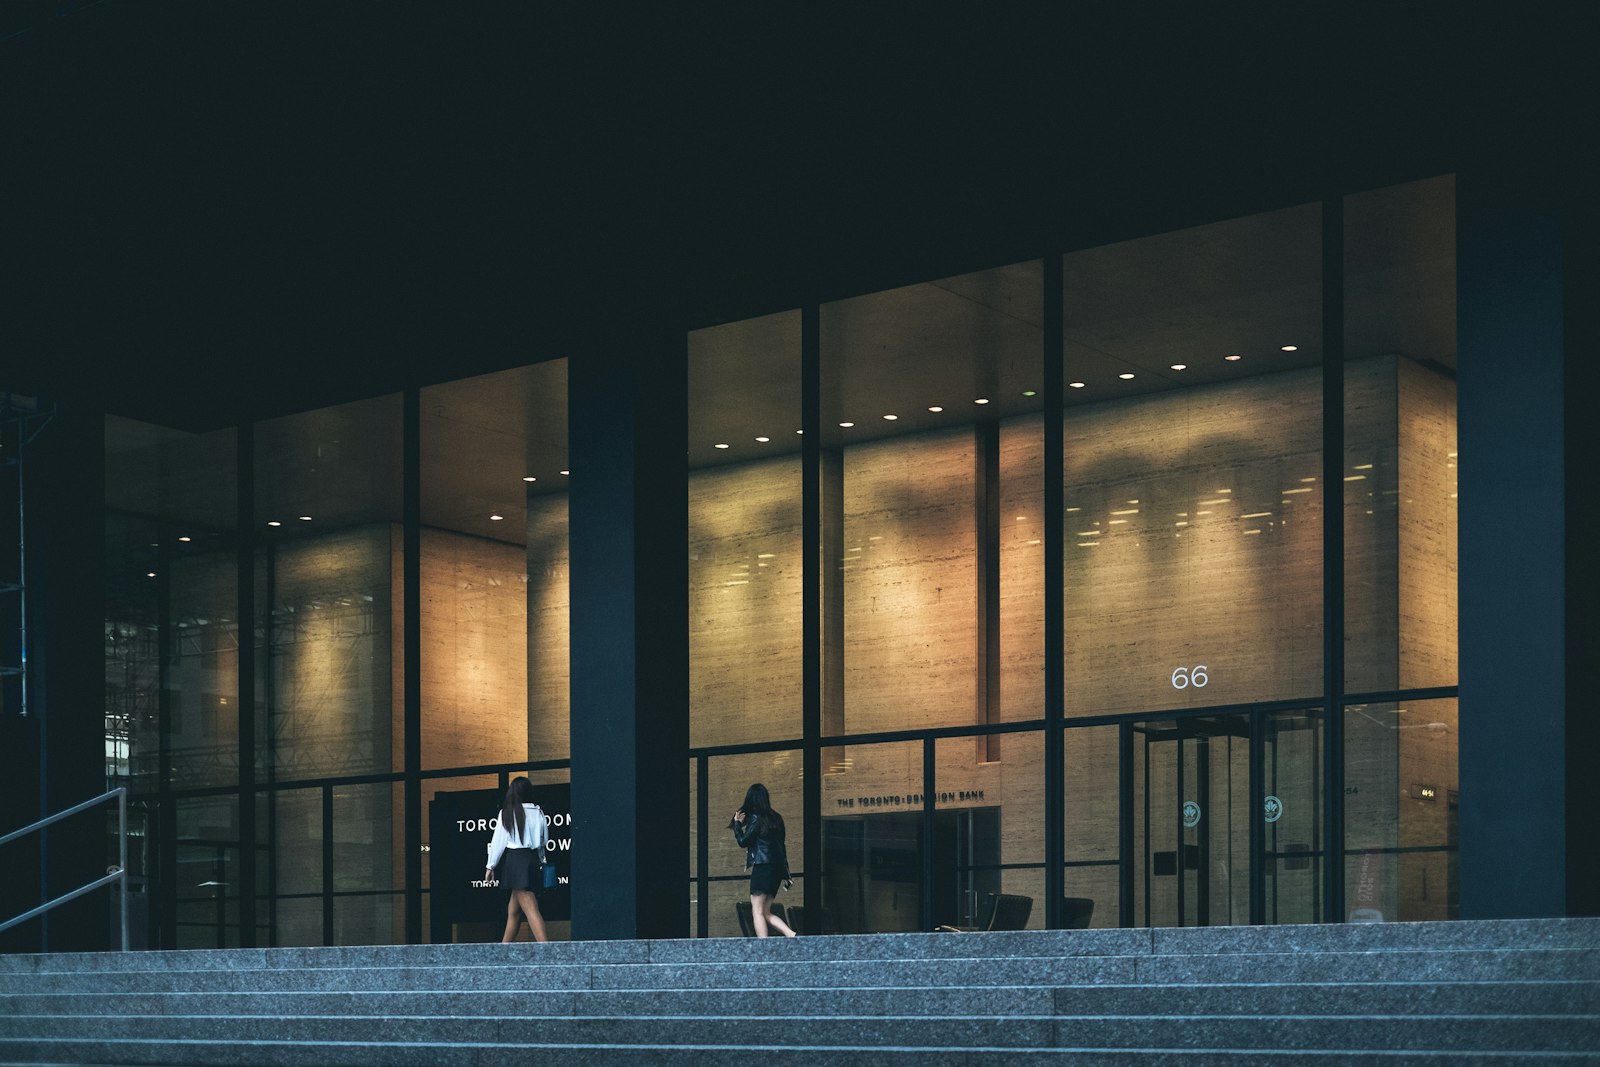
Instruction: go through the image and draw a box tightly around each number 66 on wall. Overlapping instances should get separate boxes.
[1171,665,1209,689]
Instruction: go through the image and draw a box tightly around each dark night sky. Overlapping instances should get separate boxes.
[0,3,1588,429]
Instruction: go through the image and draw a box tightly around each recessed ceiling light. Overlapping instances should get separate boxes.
[559,470,570,476]
[927,405,943,413]
[267,520,282,527]
[882,414,898,421]
[795,429,804,435]
[490,513,504,521]
[1069,382,1085,389]
[839,421,854,428]
[298,515,312,521]
[714,443,730,449]
[1170,364,1187,371]
[1118,373,1135,380]
[523,476,536,482]
[1281,345,1298,352]
[146,571,157,578]
[755,436,770,443]
[974,398,990,405]
[178,536,192,543]
[1021,390,1037,397]
[1225,354,1243,361]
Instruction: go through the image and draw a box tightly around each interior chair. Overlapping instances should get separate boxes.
[1061,896,1096,929]
[935,892,1033,932]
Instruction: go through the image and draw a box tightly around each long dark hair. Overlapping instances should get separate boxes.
[501,776,534,837]
[741,783,783,833]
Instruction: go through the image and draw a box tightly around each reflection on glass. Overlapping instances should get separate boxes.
[1345,176,1458,694]
[707,750,804,937]
[1064,205,1323,714]
[688,312,802,748]
[420,361,570,768]
[256,396,401,781]
[1134,716,1250,927]
[104,417,239,789]
[1344,698,1457,921]
[935,732,1043,930]
[819,740,923,934]
[1064,725,1120,928]
[174,795,239,948]
[1264,710,1323,926]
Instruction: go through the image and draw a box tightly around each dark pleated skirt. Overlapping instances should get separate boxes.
[498,847,540,891]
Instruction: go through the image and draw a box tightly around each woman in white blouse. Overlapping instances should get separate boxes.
[484,776,549,943]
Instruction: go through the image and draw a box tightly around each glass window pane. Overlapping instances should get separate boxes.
[688,311,802,748]
[174,795,239,948]
[819,740,924,934]
[270,787,323,897]
[822,262,1044,735]
[1064,205,1323,715]
[105,417,238,790]
[256,396,402,779]
[1065,725,1121,928]
[1345,697,1458,921]
[1345,176,1458,694]
[707,750,803,937]
[935,731,1043,931]
[420,361,570,768]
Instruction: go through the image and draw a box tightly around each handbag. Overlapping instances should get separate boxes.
[542,861,559,890]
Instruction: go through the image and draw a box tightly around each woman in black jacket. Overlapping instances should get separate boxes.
[729,782,797,937]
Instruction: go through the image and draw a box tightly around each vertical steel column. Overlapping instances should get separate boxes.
[236,421,257,947]
[921,736,936,932]
[1043,253,1065,928]
[1321,195,1347,923]
[801,303,822,936]
[321,783,334,946]
[1248,707,1266,925]
[1118,722,1134,926]
[403,387,423,943]
[696,755,709,937]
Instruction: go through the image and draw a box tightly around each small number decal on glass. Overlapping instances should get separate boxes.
[1171,665,1209,689]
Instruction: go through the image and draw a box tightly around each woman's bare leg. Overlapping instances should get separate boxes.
[750,893,771,937]
[514,889,548,943]
[765,903,798,938]
[500,894,522,943]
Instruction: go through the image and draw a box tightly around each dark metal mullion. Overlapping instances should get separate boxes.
[1118,722,1134,927]
[1248,706,1265,925]
[321,784,334,946]
[1043,251,1065,930]
[1322,195,1347,923]
[800,302,822,937]
[403,386,422,943]
[264,534,277,947]
[1196,737,1211,926]
[236,421,256,947]
[1175,738,1186,926]
[156,522,174,948]
[921,736,935,932]
[696,755,709,938]
[1142,734,1151,927]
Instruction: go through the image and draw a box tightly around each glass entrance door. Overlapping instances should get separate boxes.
[1134,710,1324,927]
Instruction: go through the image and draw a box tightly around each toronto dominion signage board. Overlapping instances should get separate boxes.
[428,784,571,940]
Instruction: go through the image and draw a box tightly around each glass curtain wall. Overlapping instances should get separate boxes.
[419,360,570,941]
[105,416,240,947]
[254,395,403,945]
[1344,174,1459,920]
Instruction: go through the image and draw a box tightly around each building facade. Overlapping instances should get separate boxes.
[1,8,1594,952]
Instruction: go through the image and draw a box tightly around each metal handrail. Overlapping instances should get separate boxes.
[0,787,128,950]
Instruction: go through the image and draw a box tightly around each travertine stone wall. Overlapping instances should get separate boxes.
[526,495,571,762]
[842,427,977,733]
[1398,359,1458,690]
[688,457,804,747]
[1064,368,1325,714]
[415,527,528,770]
